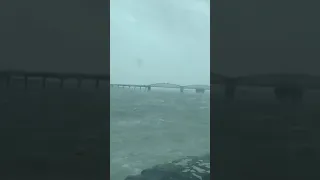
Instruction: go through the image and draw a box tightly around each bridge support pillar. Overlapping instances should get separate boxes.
[180,86,184,93]
[24,75,28,89]
[42,77,47,88]
[195,88,205,93]
[6,75,11,87]
[147,86,151,91]
[59,78,64,88]
[95,80,100,88]
[224,78,237,101]
[77,78,83,88]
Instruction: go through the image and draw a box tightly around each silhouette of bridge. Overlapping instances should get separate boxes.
[111,83,210,93]
[0,70,109,88]
[0,71,209,93]
[211,72,320,102]
[2,70,320,102]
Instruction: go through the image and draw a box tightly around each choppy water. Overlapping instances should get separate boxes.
[110,88,210,180]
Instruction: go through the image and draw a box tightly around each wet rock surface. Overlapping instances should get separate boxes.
[125,155,210,180]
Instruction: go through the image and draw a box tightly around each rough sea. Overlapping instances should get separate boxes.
[110,88,210,180]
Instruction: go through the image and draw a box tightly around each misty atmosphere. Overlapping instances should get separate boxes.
[211,0,320,179]
[110,0,210,180]
[110,0,210,85]
[0,0,109,179]
[0,0,107,73]
[212,0,320,77]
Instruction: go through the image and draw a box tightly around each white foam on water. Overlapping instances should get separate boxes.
[110,94,210,180]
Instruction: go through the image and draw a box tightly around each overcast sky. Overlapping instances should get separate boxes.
[3,0,320,79]
[110,0,210,85]
[0,0,107,74]
[213,0,320,77]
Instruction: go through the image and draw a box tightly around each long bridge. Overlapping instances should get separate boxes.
[0,70,109,88]
[1,70,320,102]
[111,83,210,93]
[211,72,320,102]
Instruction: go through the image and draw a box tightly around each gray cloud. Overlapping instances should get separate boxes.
[110,0,210,85]
[0,0,108,74]
[213,0,320,77]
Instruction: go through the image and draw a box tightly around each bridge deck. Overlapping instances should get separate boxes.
[0,70,109,88]
[111,84,149,87]
[0,71,109,80]
[4,71,320,91]
[111,83,210,91]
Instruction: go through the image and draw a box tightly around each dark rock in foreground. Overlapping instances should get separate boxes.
[125,154,210,180]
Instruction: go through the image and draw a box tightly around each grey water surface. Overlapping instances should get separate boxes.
[110,88,210,180]
[0,82,109,180]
